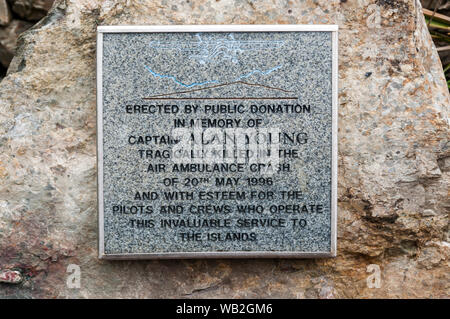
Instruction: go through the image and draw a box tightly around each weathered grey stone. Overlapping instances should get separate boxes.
[8,0,53,21]
[0,0,448,298]
[0,0,12,26]
[0,19,32,67]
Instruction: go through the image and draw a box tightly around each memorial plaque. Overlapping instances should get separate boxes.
[97,25,338,259]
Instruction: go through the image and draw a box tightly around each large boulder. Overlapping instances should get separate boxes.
[0,0,448,298]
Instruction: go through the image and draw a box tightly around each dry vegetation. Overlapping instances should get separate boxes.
[422,0,450,90]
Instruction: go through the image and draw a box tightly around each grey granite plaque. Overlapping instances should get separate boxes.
[97,25,338,259]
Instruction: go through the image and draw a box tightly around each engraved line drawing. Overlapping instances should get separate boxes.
[142,97,298,100]
[233,65,282,82]
[144,33,291,99]
[142,81,297,101]
[144,65,219,88]
[143,81,294,99]
[144,64,283,89]
[149,33,285,64]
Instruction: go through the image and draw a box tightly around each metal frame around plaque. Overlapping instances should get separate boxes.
[97,25,338,259]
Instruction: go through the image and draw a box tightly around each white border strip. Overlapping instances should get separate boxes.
[99,251,333,260]
[97,25,338,260]
[97,31,105,258]
[97,24,338,33]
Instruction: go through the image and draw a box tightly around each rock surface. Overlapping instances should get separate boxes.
[0,0,12,26]
[0,0,55,75]
[0,19,32,67]
[0,0,448,298]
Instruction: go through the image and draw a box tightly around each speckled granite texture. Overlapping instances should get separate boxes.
[101,31,333,255]
[0,0,448,298]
